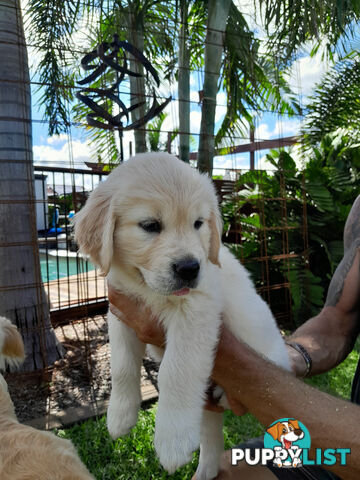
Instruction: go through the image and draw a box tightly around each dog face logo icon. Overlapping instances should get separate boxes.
[264,418,311,468]
[267,419,304,450]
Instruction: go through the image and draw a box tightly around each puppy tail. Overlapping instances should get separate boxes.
[0,316,25,371]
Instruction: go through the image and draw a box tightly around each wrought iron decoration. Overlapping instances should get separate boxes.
[77,34,171,160]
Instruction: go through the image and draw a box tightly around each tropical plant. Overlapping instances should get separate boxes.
[222,132,360,328]
[215,3,300,151]
[0,0,64,370]
[198,0,360,173]
[258,0,360,62]
[303,54,360,145]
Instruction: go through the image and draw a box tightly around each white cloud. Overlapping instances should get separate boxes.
[257,153,274,170]
[256,118,302,140]
[33,137,92,168]
[287,45,333,99]
[256,123,271,140]
[258,141,306,171]
[272,119,302,137]
[231,2,333,101]
[46,133,69,145]
[215,91,227,124]
[189,111,202,135]
[213,154,250,176]
[33,130,134,169]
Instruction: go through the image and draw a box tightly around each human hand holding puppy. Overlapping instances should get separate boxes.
[108,283,165,347]
[110,283,306,384]
[108,282,246,416]
[108,282,360,480]
[107,283,313,418]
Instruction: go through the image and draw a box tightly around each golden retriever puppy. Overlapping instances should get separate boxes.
[74,152,290,479]
[0,316,94,480]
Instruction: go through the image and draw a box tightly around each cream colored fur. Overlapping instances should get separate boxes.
[0,316,94,480]
[74,152,290,479]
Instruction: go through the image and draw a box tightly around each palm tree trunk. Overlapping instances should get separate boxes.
[0,0,64,371]
[178,0,190,163]
[197,0,231,175]
[128,6,147,154]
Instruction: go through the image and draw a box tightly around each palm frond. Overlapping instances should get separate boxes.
[258,0,360,63]
[26,0,90,134]
[215,2,301,147]
[303,55,360,144]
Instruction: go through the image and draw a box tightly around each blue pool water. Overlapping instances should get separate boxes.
[40,253,95,282]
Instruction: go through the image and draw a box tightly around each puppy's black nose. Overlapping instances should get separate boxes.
[173,259,200,281]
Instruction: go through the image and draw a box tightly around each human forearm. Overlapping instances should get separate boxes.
[288,245,360,377]
[288,308,358,376]
[213,326,360,479]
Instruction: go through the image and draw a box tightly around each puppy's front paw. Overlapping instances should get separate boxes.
[107,397,139,439]
[155,418,200,473]
[195,463,219,480]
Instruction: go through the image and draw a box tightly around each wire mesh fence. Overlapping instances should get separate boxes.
[34,166,107,316]
[0,0,324,429]
[35,157,308,328]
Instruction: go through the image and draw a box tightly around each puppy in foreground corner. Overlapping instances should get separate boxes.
[0,316,94,480]
[74,152,291,479]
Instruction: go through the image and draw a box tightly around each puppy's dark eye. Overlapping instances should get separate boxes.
[139,220,162,233]
[194,219,203,230]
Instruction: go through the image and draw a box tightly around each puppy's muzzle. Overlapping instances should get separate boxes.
[172,258,200,282]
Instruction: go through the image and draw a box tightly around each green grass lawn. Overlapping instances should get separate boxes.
[57,348,359,479]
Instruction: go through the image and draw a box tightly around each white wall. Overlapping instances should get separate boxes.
[34,174,48,231]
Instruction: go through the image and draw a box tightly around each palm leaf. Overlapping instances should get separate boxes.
[303,55,360,144]
[258,0,360,63]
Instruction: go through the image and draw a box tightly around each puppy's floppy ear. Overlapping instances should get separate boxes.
[289,419,300,430]
[208,209,222,267]
[73,183,116,276]
[266,422,282,441]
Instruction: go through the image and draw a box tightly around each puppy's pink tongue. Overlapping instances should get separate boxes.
[173,288,190,296]
[284,439,292,450]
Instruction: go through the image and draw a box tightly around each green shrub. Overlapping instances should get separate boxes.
[222,130,360,328]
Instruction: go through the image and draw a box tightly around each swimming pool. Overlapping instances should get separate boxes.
[39,252,95,282]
